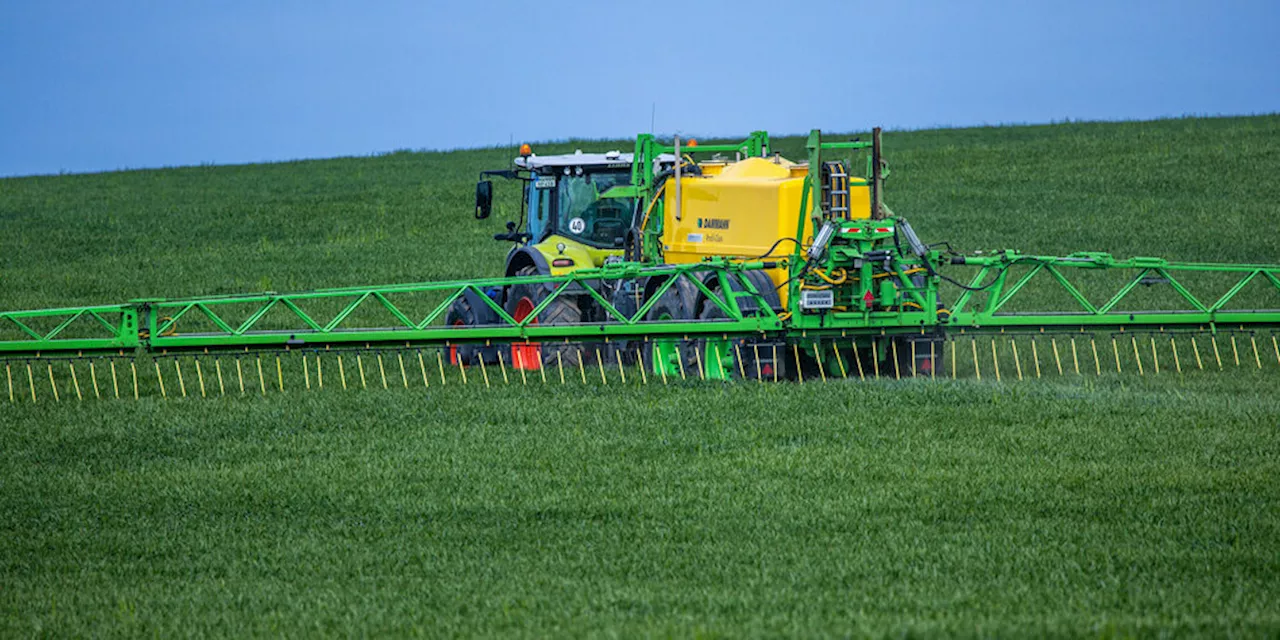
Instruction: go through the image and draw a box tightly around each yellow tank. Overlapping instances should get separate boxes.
[661,156,870,300]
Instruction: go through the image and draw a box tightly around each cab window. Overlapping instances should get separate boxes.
[526,179,552,241]
[555,171,634,248]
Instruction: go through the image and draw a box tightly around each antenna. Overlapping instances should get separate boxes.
[650,103,656,135]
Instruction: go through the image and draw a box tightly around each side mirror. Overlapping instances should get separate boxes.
[474,180,493,219]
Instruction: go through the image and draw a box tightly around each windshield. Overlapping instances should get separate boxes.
[555,171,635,248]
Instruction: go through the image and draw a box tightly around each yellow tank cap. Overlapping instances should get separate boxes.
[698,161,727,176]
[716,156,794,180]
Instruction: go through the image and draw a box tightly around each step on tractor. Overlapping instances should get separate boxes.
[3,128,1280,401]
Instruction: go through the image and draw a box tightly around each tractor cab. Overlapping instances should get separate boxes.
[474,147,674,277]
[517,150,637,250]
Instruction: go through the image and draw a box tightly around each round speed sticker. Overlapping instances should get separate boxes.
[568,217,586,234]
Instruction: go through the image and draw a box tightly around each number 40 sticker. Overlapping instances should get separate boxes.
[568,217,586,234]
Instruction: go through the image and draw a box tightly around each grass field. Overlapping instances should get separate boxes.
[2,116,1279,636]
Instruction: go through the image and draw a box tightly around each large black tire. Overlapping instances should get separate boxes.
[505,266,584,367]
[696,271,786,381]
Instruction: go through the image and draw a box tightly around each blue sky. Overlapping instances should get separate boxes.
[0,0,1276,177]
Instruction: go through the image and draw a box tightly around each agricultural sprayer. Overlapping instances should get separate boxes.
[3,128,1279,402]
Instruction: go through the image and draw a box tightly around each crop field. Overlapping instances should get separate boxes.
[2,116,1279,636]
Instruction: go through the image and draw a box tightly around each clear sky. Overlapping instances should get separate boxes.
[1,0,1276,177]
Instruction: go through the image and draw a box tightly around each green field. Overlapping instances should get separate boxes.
[2,116,1279,636]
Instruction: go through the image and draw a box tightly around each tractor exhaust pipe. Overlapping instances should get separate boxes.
[673,136,682,222]
[871,127,885,220]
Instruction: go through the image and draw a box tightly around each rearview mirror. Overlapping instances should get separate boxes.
[474,181,493,219]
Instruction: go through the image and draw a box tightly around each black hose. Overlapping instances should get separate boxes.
[937,257,1053,291]
[748,237,801,261]
[774,260,819,292]
[937,271,1005,292]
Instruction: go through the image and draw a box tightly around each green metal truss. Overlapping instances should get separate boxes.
[0,261,782,358]
[5,248,1275,361]
[0,304,139,355]
[947,251,1280,330]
